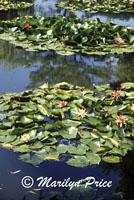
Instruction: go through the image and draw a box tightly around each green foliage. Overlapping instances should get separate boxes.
[0,0,34,11]
[0,16,134,55]
[0,82,134,167]
[57,0,134,13]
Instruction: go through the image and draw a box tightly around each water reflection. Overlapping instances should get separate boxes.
[0,147,121,200]
[33,0,134,27]
[1,40,134,94]
[1,146,134,200]
[0,40,116,93]
[0,0,134,27]
[101,151,134,200]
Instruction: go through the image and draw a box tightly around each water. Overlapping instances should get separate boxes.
[0,0,134,199]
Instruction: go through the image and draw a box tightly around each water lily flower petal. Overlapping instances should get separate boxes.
[58,101,67,108]
[21,134,30,142]
[24,23,30,29]
[115,38,124,44]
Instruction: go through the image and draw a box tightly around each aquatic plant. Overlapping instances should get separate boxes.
[0,82,134,167]
[0,16,134,55]
[0,0,34,11]
[57,0,134,13]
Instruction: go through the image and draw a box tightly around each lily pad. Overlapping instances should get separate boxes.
[102,155,121,163]
[57,0,134,13]
[0,81,134,167]
[0,0,34,11]
[66,156,89,167]
[0,16,134,55]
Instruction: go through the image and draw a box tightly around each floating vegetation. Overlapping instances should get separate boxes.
[0,16,134,55]
[0,0,34,11]
[57,0,134,13]
[32,185,123,200]
[0,82,134,167]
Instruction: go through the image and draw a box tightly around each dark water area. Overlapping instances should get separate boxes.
[0,0,134,199]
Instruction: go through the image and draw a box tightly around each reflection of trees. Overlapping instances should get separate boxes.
[0,40,33,71]
[114,53,134,82]
[101,151,134,200]
[77,12,134,21]
[0,40,115,89]
[26,53,114,89]
[1,40,134,90]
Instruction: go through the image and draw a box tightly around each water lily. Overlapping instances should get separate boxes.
[21,134,30,142]
[65,35,70,39]
[77,109,87,118]
[131,104,134,111]
[113,91,121,99]
[58,101,67,108]
[116,115,126,127]
[115,38,124,44]
[24,23,30,29]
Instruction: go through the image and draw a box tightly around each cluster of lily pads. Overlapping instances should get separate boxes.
[0,82,134,167]
[0,16,134,55]
[0,0,34,11]
[57,0,134,13]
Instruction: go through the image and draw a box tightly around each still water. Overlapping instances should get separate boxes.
[0,0,134,199]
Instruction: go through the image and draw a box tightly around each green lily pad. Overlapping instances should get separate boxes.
[0,81,134,167]
[0,135,16,143]
[57,0,134,13]
[20,116,33,124]
[66,156,89,167]
[13,144,31,153]
[37,105,50,116]
[86,152,101,165]
[57,144,68,154]
[0,0,34,11]
[102,155,121,163]
[1,16,134,55]
[68,144,88,155]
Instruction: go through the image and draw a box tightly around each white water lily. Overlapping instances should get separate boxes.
[77,109,87,118]
[47,30,53,36]
[106,125,112,130]
[21,134,30,142]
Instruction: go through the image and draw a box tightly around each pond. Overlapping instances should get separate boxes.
[0,0,134,199]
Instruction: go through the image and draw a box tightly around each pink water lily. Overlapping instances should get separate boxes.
[21,134,30,142]
[113,91,121,99]
[24,23,30,29]
[58,101,67,108]
[116,115,126,127]
[115,38,124,44]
